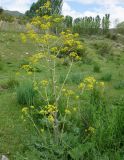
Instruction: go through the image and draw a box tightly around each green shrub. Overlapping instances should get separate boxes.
[116,21,124,35]
[0,77,19,89]
[94,41,112,57]
[16,81,35,105]
[100,73,112,81]
[93,63,101,73]
[114,81,124,90]
[7,77,19,89]
[76,45,87,58]
[112,95,124,106]
[106,32,118,40]
[82,55,93,65]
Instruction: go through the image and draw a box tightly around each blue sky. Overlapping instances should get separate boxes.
[1,0,124,27]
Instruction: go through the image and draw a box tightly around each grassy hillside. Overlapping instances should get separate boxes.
[0,31,124,159]
[3,10,24,17]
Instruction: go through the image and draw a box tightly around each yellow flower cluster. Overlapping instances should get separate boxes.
[22,107,28,114]
[21,33,27,43]
[41,80,48,87]
[43,34,57,43]
[79,76,105,91]
[85,126,95,134]
[42,23,51,30]
[60,47,69,53]
[40,128,44,133]
[65,109,71,115]
[30,53,45,64]
[30,106,35,109]
[98,81,105,88]
[70,52,81,61]
[40,1,51,10]
[78,82,85,90]
[62,88,75,97]
[39,104,58,123]
[53,17,63,23]
[33,81,38,91]
[84,76,96,90]
[48,115,54,123]
[22,64,32,72]
[28,29,38,40]
[60,31,82,49]
[31,14,52,30]
[15,72,20,76]
[42,15,52,21]
[51,47,58,52]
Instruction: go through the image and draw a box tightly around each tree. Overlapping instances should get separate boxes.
[102,14,110,33]
[25,0,63,18]
[116,21,124,34]
[64,15,73,28]
[0,7,4,14]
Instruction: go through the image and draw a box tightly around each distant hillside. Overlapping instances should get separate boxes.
[3,10,24,17]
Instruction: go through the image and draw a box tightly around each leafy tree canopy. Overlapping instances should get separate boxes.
[25,0,63,18]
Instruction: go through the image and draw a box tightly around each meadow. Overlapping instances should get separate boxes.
[0,29,124,159]
[0,7,124,159]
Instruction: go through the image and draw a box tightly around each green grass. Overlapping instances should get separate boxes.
[0,31,124,159]
[0,91,35,159]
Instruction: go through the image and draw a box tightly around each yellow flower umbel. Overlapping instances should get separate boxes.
[39,105,58,124]
[21,33,27,43]
[84,76,96,90]
[69,52,81,61]
[78,82,85,90]
[48,115,54,123]
[62,88,75,97]
[22,107,28,115]
[30,106,35,109]
[88,126,95,134]
[33,81,38,91]
[65,109,71,115]
[40,128,44,133]
[41,80,48,87]
[99,81,105,88]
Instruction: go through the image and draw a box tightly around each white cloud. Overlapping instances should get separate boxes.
[1,0,37,13]
[65,0,124,5]
[1,0,124,27]
[62,1,124,27]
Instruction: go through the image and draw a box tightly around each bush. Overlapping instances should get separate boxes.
[93,63,101,73]
[16,81,35,105]
[106,32,118,40]
[7,77,19,89]
[100,73,112,82]
[116,21,124,35]
[112,95,124,106]
[114,81,124,90]
[94,41,112,57]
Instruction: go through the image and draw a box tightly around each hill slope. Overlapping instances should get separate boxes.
[3,10,24,17]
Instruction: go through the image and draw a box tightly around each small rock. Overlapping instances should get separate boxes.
[1,155,9,160]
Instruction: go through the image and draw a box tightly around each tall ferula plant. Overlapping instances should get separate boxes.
[21,0,84,142]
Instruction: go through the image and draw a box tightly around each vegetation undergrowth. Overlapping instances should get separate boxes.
[0,1,124,159]
[14,1,124,159]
